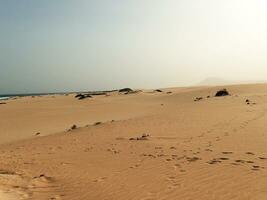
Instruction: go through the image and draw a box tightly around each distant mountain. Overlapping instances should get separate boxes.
[197,77,267,86]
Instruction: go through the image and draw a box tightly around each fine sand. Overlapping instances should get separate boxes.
[1,84,267,199]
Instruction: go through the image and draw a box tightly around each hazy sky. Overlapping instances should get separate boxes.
[1,0,267,94]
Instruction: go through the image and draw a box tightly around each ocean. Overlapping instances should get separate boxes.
[0,97,9,100]
[0,92,70,100]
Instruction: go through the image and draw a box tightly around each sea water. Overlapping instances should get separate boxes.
[0,97,9,100]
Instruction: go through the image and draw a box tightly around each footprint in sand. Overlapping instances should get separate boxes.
[93,177,107,183]
[166,177,180,191]
[167,176,176,181]
[205,149,213,152]
[231,162,240,166]
[222,151,233,155]
[234,160,246,164]
[157,154,167,157]
[219,157,230,161]
[258,157,267,160]
[186,157,201,162]
[206,142,212,147]
[50,195,62,200]
[130,163,141,169]
[84,147,93,152]
[207,159,222,165]
[173,163,181,168]
[253,165,264,169]
[251,165,263,171]
[246,152,255,155]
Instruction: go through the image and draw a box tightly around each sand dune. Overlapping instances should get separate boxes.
[1,84,267,199]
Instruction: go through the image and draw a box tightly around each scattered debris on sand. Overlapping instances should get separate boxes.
[245,99,257,105]
[215,89,230,97]
[194,97,203,101]
[129,133,150,141]
[0,102,6,105]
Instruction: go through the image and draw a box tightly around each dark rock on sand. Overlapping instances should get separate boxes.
[215,89,230,97]
[129,133,150,141]
[94,122,102,126]
[71,124,77,130]
[154,89,163,93]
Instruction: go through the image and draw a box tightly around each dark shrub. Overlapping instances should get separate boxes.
[75,94,83,98]
[215,89,230,97]
[119,88,133,93]
[76,94,92,100]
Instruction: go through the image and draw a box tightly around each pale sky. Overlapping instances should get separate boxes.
[1,0,267,94]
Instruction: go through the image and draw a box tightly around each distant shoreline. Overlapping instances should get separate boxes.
[0,97,9,100]
[0,93,68,101]
[0,89,120,99]
[0,92,67,98]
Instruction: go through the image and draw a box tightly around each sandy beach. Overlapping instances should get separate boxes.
[0,84,266,199]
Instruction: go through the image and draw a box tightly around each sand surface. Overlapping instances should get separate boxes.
[1,84,267,199]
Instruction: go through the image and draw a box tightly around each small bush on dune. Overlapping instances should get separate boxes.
[215,89,230,97]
